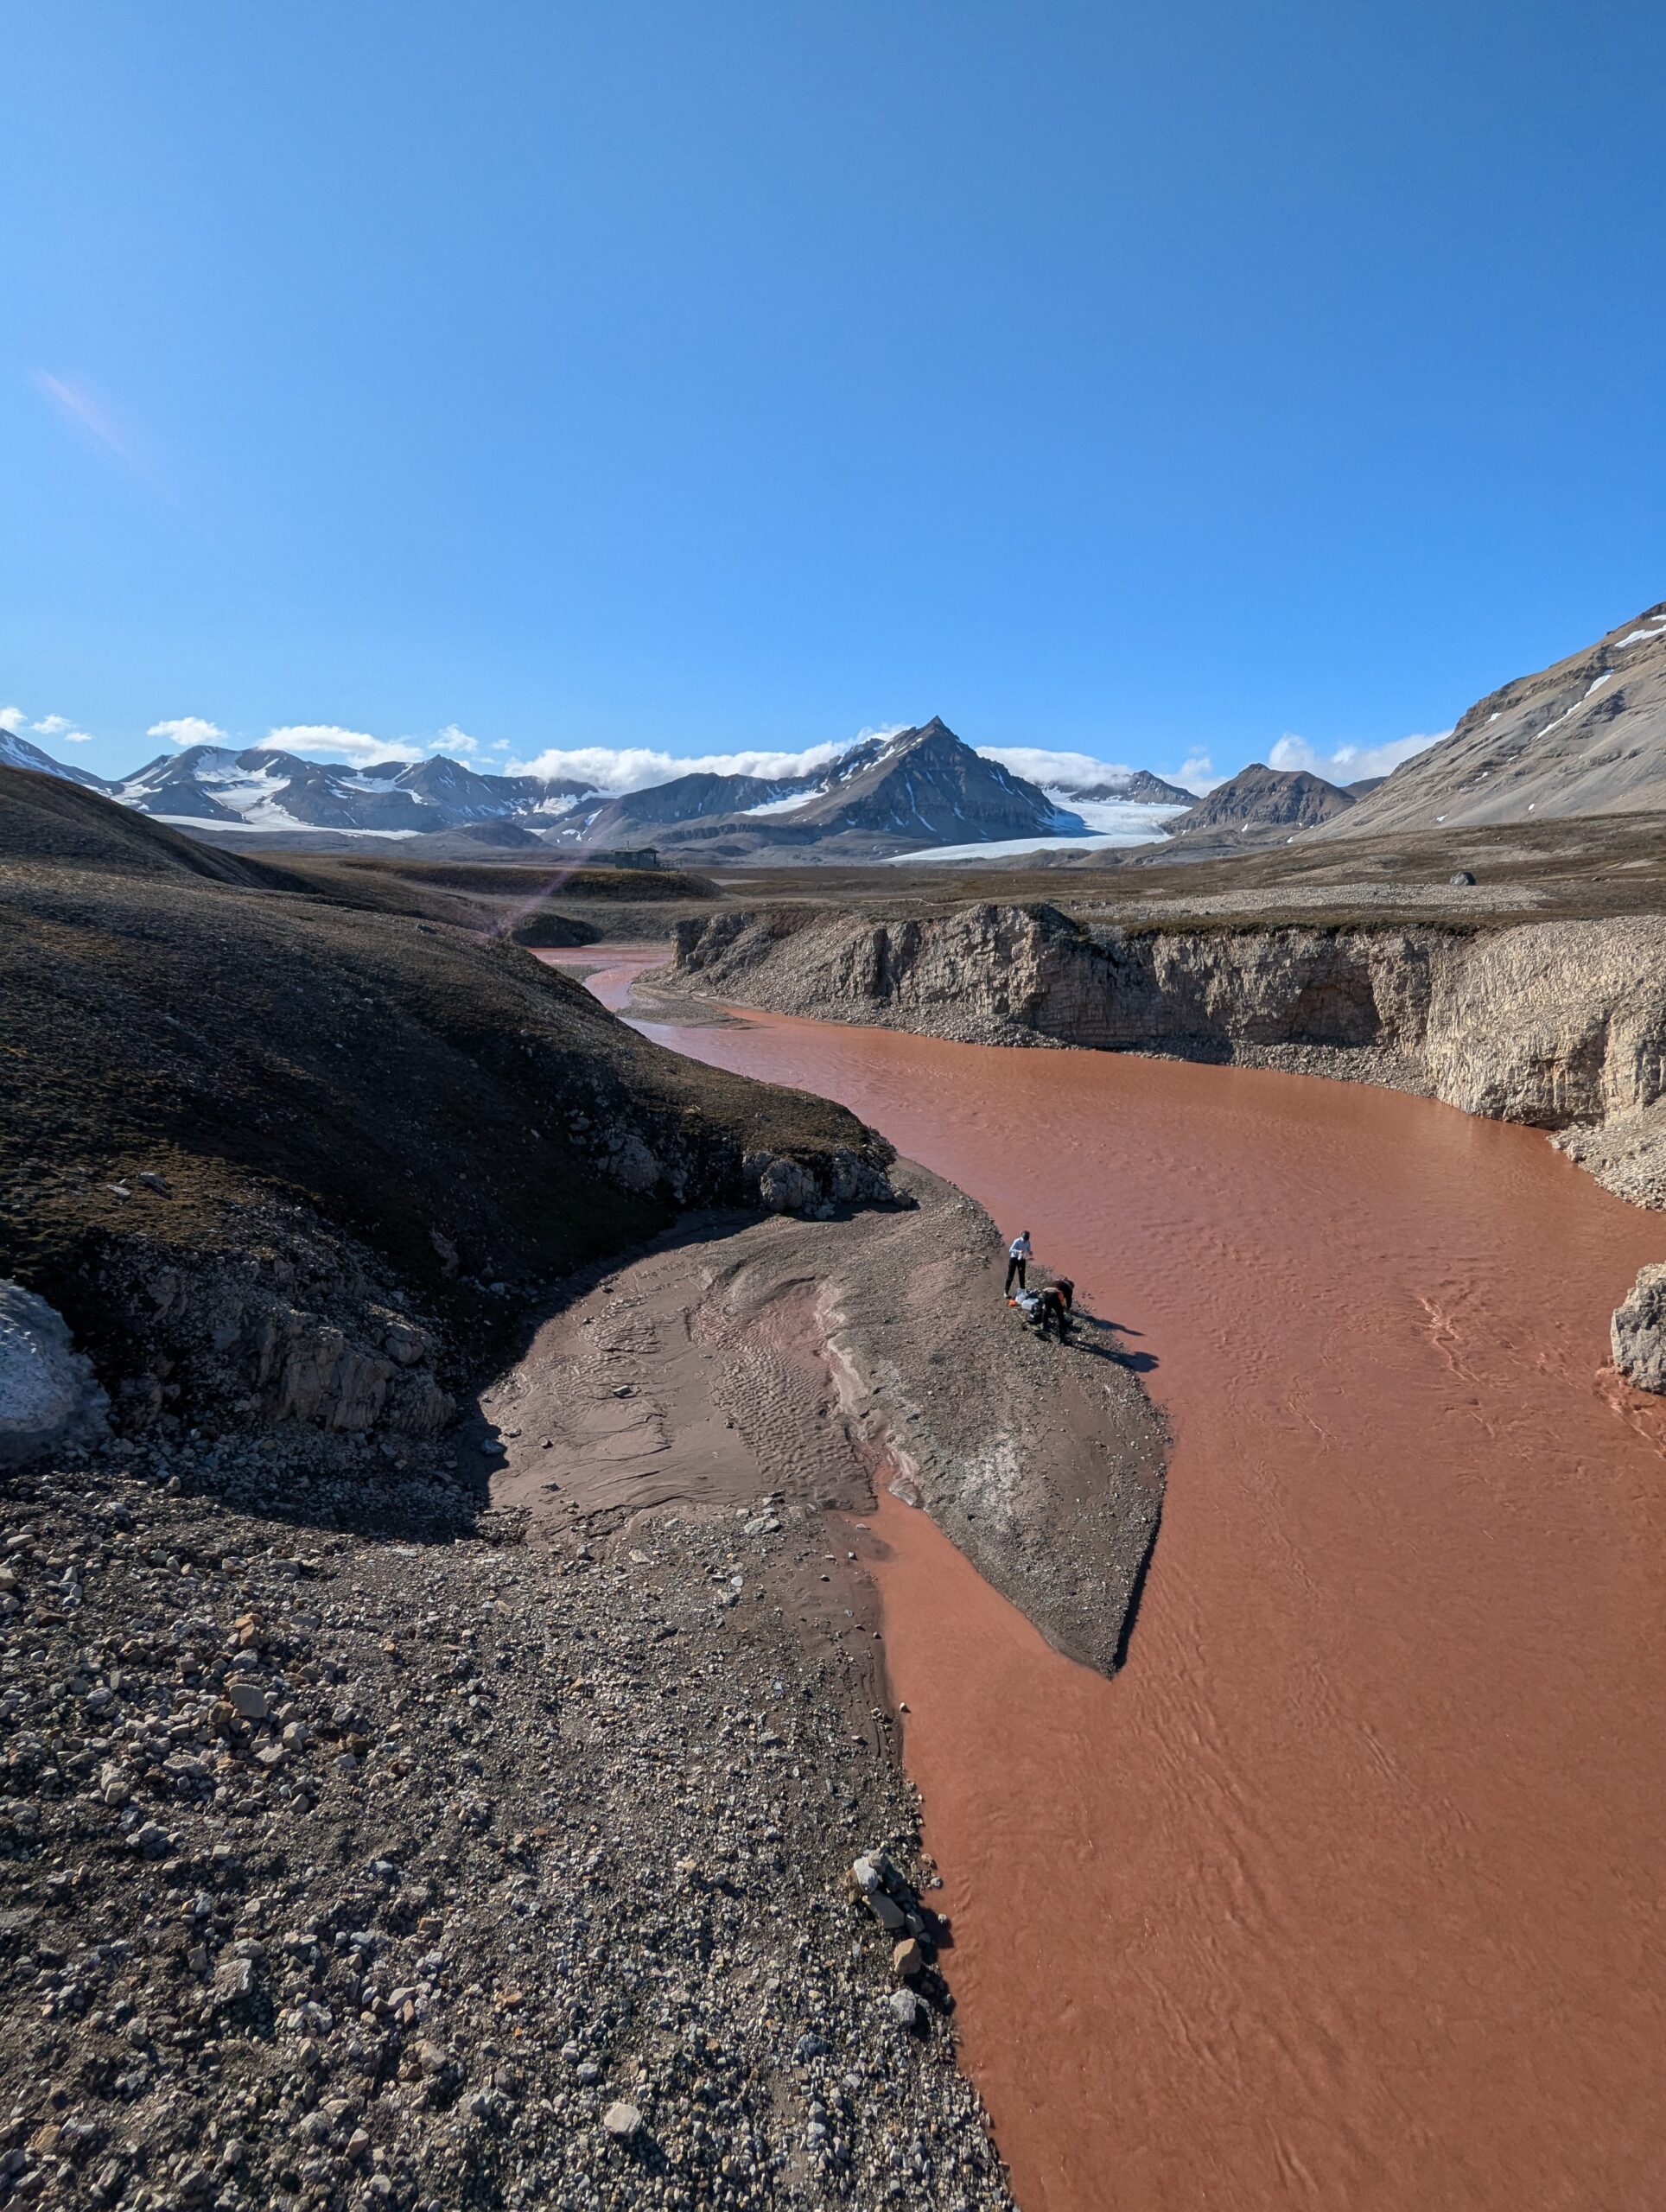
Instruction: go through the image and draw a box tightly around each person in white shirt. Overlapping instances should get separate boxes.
[1005,1230,1032,1295]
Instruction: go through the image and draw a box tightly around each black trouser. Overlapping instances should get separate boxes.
[1005,1255,1027,1294]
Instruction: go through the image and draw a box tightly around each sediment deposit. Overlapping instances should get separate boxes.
[669,904,1666,1206]
[649,986,1666,2212]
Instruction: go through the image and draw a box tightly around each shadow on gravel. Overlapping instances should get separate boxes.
[1065,1313,1161,1375]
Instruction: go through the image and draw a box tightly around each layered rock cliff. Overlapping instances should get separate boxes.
[671,905,1666,1209]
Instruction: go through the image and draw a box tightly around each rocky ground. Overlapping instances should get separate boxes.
[0,1424,1012,2212]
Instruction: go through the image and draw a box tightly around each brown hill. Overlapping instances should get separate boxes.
[1167,762,1356,838]
[0,768,890,1436]
[1318,601,1666,835]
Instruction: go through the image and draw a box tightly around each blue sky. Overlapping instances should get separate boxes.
[3,0,1663,794]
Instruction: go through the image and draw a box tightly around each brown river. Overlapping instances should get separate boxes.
[556,949,1666,2211]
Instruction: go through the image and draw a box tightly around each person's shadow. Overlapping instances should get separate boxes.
[1071,1311,1158,1374]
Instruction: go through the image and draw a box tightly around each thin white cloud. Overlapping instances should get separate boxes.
[436,722,479,756]
[976,745,1139,794]
[34,370,158,484]
[1179,752,1224,792]
[265,723,426,765]
[1,704,96,746]
[1268,729,1448,785]
[504,741,844,793]
[149,716,228,749]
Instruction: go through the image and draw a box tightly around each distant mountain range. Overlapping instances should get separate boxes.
[0,716,1192,861]
[107,743,595,834]
[12,601,1666,861]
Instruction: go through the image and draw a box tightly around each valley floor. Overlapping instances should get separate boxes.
[0,1173,1162,2212]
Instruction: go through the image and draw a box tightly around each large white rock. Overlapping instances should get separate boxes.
[1612,1263,1666,1394]
[0,1284,109,1465]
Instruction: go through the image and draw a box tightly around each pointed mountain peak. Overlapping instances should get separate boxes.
[892,716,957,749]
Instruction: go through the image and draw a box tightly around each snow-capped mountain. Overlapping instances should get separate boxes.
[1046,768,1194,806]
[0,726,113,792]
[112,745,597,834]
[557,719,1084,859]
[4,717,1188,859]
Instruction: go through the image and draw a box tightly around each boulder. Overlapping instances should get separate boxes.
[606,1134,662,1193]
[748,1153,818,1215]
[0,1284,109,1465]
[891,1937,927,1981]
[383,1319,432,1367]
[1612,1262,1666,1392]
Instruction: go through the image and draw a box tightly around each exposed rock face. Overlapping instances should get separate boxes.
[94,1238,460,1441]
[1166,762,1356,838]
[671,904,1666,1206]
[674,905,1438,1056]
[1612,1264,1666,1390]
[0,1284,110,1464]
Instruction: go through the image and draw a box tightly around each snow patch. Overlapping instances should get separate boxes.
[881,802,1185,864]
[743,789,824,817]
[149,813,424,839]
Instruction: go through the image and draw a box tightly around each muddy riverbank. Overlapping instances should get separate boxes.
[564,944,1666,2212]
[480,1161,1163,1679]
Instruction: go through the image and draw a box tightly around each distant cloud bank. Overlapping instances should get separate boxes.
[505,741,845,792]
[976,746,1136,793]
[1268,729,1447,785]
[148,716,227,749]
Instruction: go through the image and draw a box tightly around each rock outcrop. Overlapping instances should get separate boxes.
[0,1284,109,1464]
[671,904,1666,1207]
[1165,762,1356,838]
[1612,1264,1666,1391]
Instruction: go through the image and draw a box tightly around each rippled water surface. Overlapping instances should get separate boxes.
[556,948,1666,2210]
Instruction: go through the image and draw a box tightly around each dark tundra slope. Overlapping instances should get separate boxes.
[0,766,893,1433]
[0,766,1021,2212]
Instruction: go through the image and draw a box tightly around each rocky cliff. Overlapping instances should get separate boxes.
[671,904,1666,1209]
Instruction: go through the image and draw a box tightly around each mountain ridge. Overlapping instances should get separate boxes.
[6,714,1168,859]
[1314,600,1666,836]
[1167,762,1356,839]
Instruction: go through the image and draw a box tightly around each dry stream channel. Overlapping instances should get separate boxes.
[559,946,1666,2212]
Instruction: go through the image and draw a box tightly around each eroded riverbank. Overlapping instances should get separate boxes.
[562,944,1666,2212]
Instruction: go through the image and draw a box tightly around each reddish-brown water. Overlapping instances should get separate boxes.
[552,949,1666,2209]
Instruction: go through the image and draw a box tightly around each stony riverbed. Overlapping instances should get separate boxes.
[0,1430,1011,2212]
